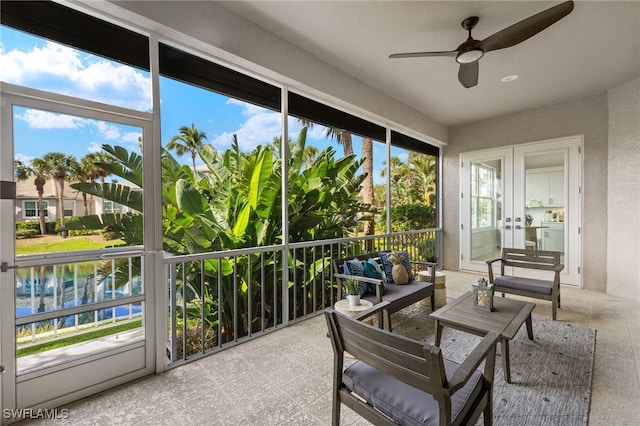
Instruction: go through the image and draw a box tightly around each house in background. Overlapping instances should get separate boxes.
[15,178,129,225]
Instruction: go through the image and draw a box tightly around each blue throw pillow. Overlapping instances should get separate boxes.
[398,250,414,282]
[344,258,364,276]
[363,258,386,295]
[342,258,368,296]
[377,252,395,284]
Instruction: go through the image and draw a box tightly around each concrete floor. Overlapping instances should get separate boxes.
[16,270,640,425]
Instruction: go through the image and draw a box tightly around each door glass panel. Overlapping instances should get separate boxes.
[13,105,143,254]
[470,159,503,261]
[524,152,566,263]
[13,105,145,373]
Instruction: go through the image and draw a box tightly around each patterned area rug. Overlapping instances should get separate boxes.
[392,307,596,425]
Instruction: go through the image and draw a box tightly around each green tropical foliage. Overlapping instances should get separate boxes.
[387,203,436,232]
[70,126,375,352]
[377,151,437,233]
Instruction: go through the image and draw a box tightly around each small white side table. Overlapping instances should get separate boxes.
[334,299,374,325]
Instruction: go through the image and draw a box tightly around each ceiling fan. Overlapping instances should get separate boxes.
[389,1,574,88]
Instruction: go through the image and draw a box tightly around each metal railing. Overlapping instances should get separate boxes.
[164,229,440,366]
[14,247,145,366]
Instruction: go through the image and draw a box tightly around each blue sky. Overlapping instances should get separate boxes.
[1,25,398,184]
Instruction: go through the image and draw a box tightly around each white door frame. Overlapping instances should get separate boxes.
[0,83,158,416]
[460,136,583,286]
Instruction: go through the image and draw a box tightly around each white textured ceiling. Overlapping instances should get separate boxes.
[219,1,640,126]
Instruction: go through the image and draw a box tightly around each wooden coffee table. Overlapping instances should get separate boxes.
[430,292,535,383]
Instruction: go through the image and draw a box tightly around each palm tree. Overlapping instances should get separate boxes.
[407,152,436,206]
[38,153,80,238]
[81,151,112,214]
[324,127,353,156]
[76,155,99,216]
[15,159,49,235]
[361,138,375,238]
[167,123,207,177]
[303,146,319,168]
[294,118,354,157]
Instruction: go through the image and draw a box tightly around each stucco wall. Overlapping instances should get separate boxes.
[445,93,609,292]
[607,77,640,300]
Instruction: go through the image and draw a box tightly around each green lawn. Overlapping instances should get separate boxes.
[16,236,125,255]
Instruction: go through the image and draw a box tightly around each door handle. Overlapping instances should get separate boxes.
[505,225,512,230]
[1,261,17,273]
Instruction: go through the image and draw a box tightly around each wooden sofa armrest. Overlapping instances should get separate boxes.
[334,272,386,302]
[485,257,502,266]
[409,260,437,284]
[554,264,565,273]
[352,301,391,326]
[334,273,383,286]
[485,257,503,282]
[445,331,500,393]
[410,260,437,267]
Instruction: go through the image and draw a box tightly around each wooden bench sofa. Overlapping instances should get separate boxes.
[332,252,436,329]
[486,248,564,320]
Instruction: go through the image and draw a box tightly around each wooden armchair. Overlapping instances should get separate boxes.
[486,248,564,320]
[325,302,500,426]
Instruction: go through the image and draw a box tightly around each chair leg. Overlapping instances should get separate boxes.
[332,397,341,426]
[551,299,557,321]
[483,390,493,426]
[431,293,435,311]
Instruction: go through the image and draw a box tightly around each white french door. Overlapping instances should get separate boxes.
[460,136,582,286]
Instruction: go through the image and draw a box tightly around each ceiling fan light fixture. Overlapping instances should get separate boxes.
[456,49,484,64]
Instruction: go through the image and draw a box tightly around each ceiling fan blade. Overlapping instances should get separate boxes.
[458,62,479,88]
[479,1,574,53]
[389,50,457,59]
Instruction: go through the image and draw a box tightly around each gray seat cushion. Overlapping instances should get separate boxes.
[494,275,553,295]
[361,281,432,306]
[343,359,484,426]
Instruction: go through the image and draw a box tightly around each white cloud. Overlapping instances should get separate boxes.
[95,121,122,140]
[226,98,268,117]
[212,108,281,150]
[14,109,86,129]
[396,152,409,162]
[306,124,330,141]
[14,153,35,165]
[0,42,82,83]
[87,142,102,154]
[0,40,151,111]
